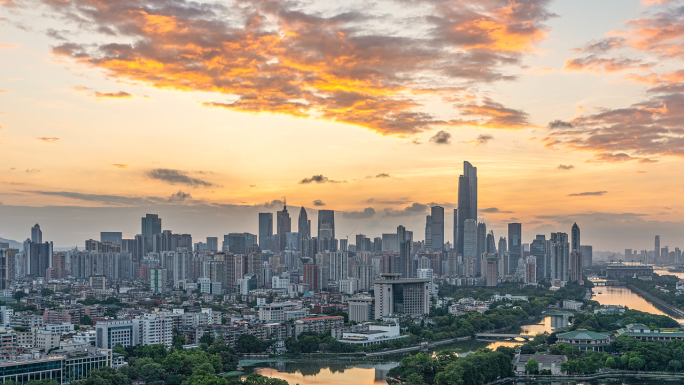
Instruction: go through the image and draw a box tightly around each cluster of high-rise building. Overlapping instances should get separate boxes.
[0,161,603,295]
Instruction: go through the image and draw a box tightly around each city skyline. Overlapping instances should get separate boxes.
[2,0,684,251]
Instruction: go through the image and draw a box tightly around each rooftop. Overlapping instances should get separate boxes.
[516,354,567,364]
[557,329,609,340]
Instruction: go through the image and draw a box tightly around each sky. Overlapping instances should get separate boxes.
[1,0,684,251]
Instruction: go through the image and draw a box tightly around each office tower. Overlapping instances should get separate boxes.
[100,232,122,244]
[373,273,430,318]
[28,241,52,277]
[550,232,569,282]
[456,162,477,256]
[531,235,546,280]
[580,245,593,267]
[298,207,309,251]
[150,267,166,294]
[485,231,496,254]
[525,256,536,284]
[31,224,42,244]
[625,249,633,261]
[258,213,274,250]
[0,248,14,289]
[425,215,432,251]
[339,239,348,252]
[141,214,161,253]
[397,225,413,278]
[662,246,670,263]
[226,233,256,254]
[453,209,458,252]
[655,235,660,264]
[463,219,477,276]
[507,223,522,275]
[318,223,335,252]
[476,222,486,273]
[382,233,399,252]
[429,206,444,252]
[206,237,218,252]
[498,237,507,276]
[277,203,291,252]
[317,209,335,241]
[484,254,498,286]
[569,251,582,283]
[571,223,580,253]
[373,237,382,253]
[676,248,682,264]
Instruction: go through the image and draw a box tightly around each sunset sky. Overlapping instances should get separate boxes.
[1,0,684,251]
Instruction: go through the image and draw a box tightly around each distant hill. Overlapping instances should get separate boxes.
[0,237,23,249]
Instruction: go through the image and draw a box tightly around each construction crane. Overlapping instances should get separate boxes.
[346,229,356,243]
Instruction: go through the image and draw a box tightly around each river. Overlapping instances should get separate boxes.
[250,284,678,385]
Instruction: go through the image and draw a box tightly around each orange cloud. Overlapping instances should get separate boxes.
[42,0,551,135]
[94,91,133,99]
[0,89,12,93]
[110,164,129,168]
[564,56,649,73]
[37,137,60,143]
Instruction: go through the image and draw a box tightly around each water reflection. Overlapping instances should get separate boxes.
[520,315,570,335]
[653,268,684,280]
[592,286,684,322]
[256,366,387,385]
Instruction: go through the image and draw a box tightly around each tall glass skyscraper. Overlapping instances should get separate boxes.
[508,223,522,275]
[456,161,477,256]
[258,213,273,250]
[430,206,444,252]
[317,210,335,241]
[141,214,161,253]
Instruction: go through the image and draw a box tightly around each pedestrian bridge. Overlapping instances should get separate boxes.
[475,333,534,341]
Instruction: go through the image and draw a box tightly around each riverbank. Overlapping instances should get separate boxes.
[513,371,684,382]
[625,283,684,318]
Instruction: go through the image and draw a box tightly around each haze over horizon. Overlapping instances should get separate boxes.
[2,0,684,251]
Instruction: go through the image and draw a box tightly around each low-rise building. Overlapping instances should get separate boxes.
[338,324,406,347]
[513,354,567,375]
[556,329,610,352]
[294,316,344,336]
[616,323,684,342]
[562,300,583,311]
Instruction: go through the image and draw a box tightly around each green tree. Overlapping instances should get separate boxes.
[629,357,645,371]
[81,315,93,325]
[605,357,616,369]
[13,291,27,301]
[669,359,682,372]
[199,333,214,345]
[78,367,130,385]
[299,336,320,353]
[525,358,539,374]
[40,288,55,297]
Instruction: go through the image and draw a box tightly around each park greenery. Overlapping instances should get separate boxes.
[510,309,684,375]
[387,348,514,385]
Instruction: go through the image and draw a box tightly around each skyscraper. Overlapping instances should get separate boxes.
[430,206,444,252]
[298,207,309,251]
[456,161,477,256]
[100,232,122,244]
[531,235,546,280]
[463,219,477,276]
[569,251,582,283]
[476,222,486,274]
[317,210,335,241]
[498,237,507,277]
[277,202,291,252]
[655,235,660,264]
[206,237,218,252]
[31,224,42,244]
[424,215,432,251]
[258,213,273,250]
[141,214,162,253]
[550,232,569,282]
[485,231,496,254]
[507,223,522,275]
[397,225,413,278]
[571,223,580,253]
